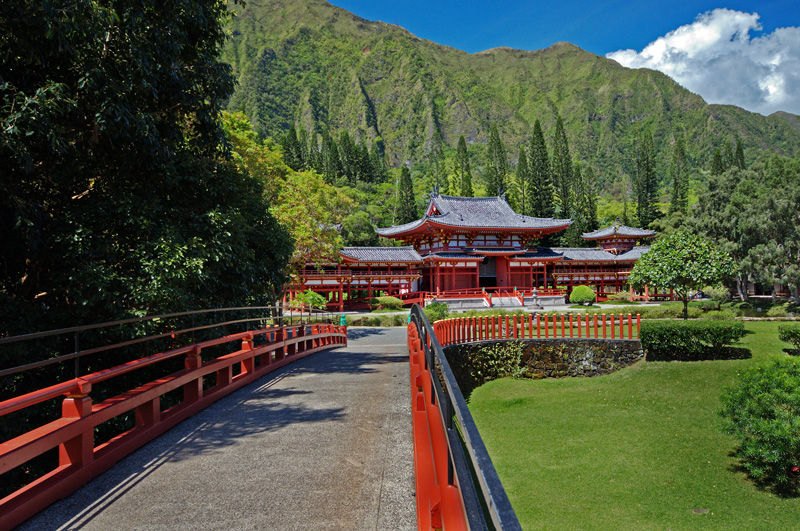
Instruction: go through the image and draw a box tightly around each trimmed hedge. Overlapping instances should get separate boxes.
[569,285,596,305]
[640,320,746,360]
[779,324,800,351]
[369,296,404,310]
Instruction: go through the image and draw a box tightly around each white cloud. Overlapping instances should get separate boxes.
[607,9,800,116]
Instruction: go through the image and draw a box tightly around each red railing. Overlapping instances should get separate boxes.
[432,312,641,346]
[0,322,347,530]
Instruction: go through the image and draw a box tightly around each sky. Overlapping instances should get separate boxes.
[329,1,800,116]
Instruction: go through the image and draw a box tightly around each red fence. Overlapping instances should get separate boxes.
[433,312,641,347]
[0,323,347,531]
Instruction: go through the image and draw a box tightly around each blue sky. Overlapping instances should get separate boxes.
[329,1,800,115]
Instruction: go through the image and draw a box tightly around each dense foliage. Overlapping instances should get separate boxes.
[689,158,800,302]
[720,357,800,495]
[639,320,746,360]
[0,1,293,337]
[629,232,736,319]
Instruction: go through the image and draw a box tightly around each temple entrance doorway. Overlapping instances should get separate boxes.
[479,257,496,288]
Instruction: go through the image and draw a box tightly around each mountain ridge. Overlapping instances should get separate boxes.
[222,0,800,193]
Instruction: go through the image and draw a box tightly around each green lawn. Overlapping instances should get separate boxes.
[469,322,800,530]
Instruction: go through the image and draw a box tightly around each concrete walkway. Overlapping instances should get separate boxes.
[21,327,416,531]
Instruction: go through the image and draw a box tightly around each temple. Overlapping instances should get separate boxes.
[290,192,659,310]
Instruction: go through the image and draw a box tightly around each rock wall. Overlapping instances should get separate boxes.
[445,338,643,383]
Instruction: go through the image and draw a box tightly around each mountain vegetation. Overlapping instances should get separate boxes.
[221,0,800,205]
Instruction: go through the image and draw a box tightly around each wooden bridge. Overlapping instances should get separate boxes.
[0,306,529,530]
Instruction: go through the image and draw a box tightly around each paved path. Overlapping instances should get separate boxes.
[21,327,416,531]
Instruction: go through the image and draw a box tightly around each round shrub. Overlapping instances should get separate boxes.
[370,296,404,310]
[720,357,800,494]
[423,302,450,323]
[779,324,800,351]
[767,304,790,318]
[569,285,596,306]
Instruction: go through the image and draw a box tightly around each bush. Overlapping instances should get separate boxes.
[607,291,634,302]
[767,304,790,318]
[423,302,450,323]
[702,309,737,320]
[779,324,800,350]
[467,341,524,384]
[703,285,731,303]
[370,296,404,310]
[720,357,800,495]
[640,320,746,360]
[569,285,596,306]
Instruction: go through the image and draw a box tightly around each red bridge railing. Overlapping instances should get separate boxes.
[432,312,641,346]
[0,309,346,530]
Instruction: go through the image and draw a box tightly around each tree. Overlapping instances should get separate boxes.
[551,115,573,216]
[516,146,532,215]
[669,137,689,215]
[633,129,658,227]
[529,119,554,217]
[711,147,725,176]
[281,124,304,170]
[341,211,379,247]
[455,135,473,196]
[1,1,292,334]
[486,123,508,196]
[428,131,448,190]
[396,166,418,224]
[734,138,746,170]
[629,231,735,319]
[581,166,599,232]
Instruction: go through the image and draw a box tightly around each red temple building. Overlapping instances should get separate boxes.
[290,193,658,311]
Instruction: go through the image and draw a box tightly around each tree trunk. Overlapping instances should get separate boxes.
[736,275,749,302]
[682,297,689,320]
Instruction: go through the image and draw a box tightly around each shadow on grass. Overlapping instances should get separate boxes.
[646,346,752,362]
[783,348,800,356]
[727,452,800,499]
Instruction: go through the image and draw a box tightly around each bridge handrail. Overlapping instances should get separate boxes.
[0,306,331,378]
[0,315,346,531]
[408,304,522,530]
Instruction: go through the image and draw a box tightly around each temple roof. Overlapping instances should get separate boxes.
[615,246,651,261]
[339,246,423,263]
[377,194,571,237]
[582,222,656,240]
[552,248,619,262]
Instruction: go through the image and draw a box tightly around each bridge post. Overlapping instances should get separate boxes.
[59,379,94,467]
[184,346,203,402]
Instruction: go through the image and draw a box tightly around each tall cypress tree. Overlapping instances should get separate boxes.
[669,137,689,214]
[516,146,532,215]
[428,131,447,190]
[281,124,303,171]
[711,147,724,176]
[583,165,599,231]
[529,119,554,218]
[551,115,573,216]
[455,135,473,197]
[486,123,508,196]
[734,138,746,169]
[633,129,658,227]
[396,166,418,224]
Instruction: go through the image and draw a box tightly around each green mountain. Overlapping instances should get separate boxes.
[221,0,800,193]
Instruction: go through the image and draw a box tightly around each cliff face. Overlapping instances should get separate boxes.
[222,0,800,186]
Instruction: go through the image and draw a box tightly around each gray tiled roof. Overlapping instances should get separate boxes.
[551,247,619,262]
[616,246,651,261]
[514,248,565,260]
[339,246,423,263]
[582,223,656,239]
[377,194,571,235]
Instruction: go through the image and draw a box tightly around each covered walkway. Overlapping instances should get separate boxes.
[19,328,416,531]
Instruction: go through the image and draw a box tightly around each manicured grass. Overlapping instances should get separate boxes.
[469,321,800,530]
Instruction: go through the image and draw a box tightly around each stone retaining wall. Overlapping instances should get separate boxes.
[445,338,643,382]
